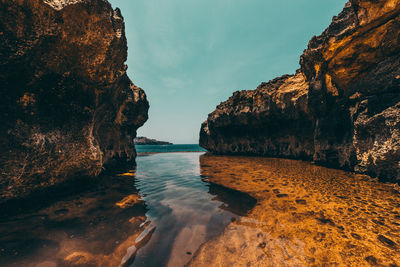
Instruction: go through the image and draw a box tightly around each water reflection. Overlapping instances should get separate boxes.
[0,153,257,267]
[0,171,149,267]
[190,154,400,266]
[2,152,399,266]
[131,153,256,267]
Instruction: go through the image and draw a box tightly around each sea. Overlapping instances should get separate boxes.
[135,144,206,153]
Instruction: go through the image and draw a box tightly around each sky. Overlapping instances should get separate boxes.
[108,0,347,144]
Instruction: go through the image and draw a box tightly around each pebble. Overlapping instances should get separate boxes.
[295,199,307,204]
[377,235,397,249]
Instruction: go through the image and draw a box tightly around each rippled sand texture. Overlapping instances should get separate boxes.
[0,172,150,267]
[190,154,400,266]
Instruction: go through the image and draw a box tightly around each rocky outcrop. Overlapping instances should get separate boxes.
[200,0,400,182]
[134,136,173,145]
[0,0,149,202]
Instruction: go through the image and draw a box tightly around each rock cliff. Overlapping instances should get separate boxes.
[200,0,400,182]
[0,0,149,202]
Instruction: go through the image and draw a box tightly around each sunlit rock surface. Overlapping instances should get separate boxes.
[200,0,400,182]
[189,154,400,266]
[0,0,149,203]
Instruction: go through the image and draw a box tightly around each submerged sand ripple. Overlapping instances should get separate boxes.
[190,154,400,266]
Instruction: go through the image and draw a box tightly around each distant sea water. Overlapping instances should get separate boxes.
[135,144,206,153]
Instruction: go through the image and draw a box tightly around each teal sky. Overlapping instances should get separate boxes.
[109,0,347,144]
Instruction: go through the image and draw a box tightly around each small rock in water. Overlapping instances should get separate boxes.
[351,233,361,240]
[372,219,385,226]
[115,194,141,208]
[377,235,397,249]
[295,199,307,204]
[365,255,378,265]
[317,217,335,226]
[258,242,266,249]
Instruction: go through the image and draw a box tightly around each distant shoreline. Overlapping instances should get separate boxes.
[134,136,173,145]
[136,144,206,154]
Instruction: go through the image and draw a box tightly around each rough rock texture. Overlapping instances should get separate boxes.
[0,0,149,202]
[200,0,400,182]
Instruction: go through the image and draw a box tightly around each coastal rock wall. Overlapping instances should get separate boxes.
[200,0,400,182]
[0,0,149,202]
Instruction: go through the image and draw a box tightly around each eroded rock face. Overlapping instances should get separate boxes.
[0,0,149,202]
[200,0,400,182]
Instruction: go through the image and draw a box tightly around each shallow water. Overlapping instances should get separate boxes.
[131,152,256,266]
[1,152,399,266]
[0,152,255,267]
[190,154,400,266]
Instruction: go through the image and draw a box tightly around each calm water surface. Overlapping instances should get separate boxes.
[132,152,255,267]
[0,150,399,266]
[135,144,206,153]
[0,151,255,267]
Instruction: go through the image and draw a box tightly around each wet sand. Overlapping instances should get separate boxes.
[190,154,400,266]
[1,153,399,266]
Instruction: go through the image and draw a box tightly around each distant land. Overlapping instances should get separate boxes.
[134,136,173,145]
